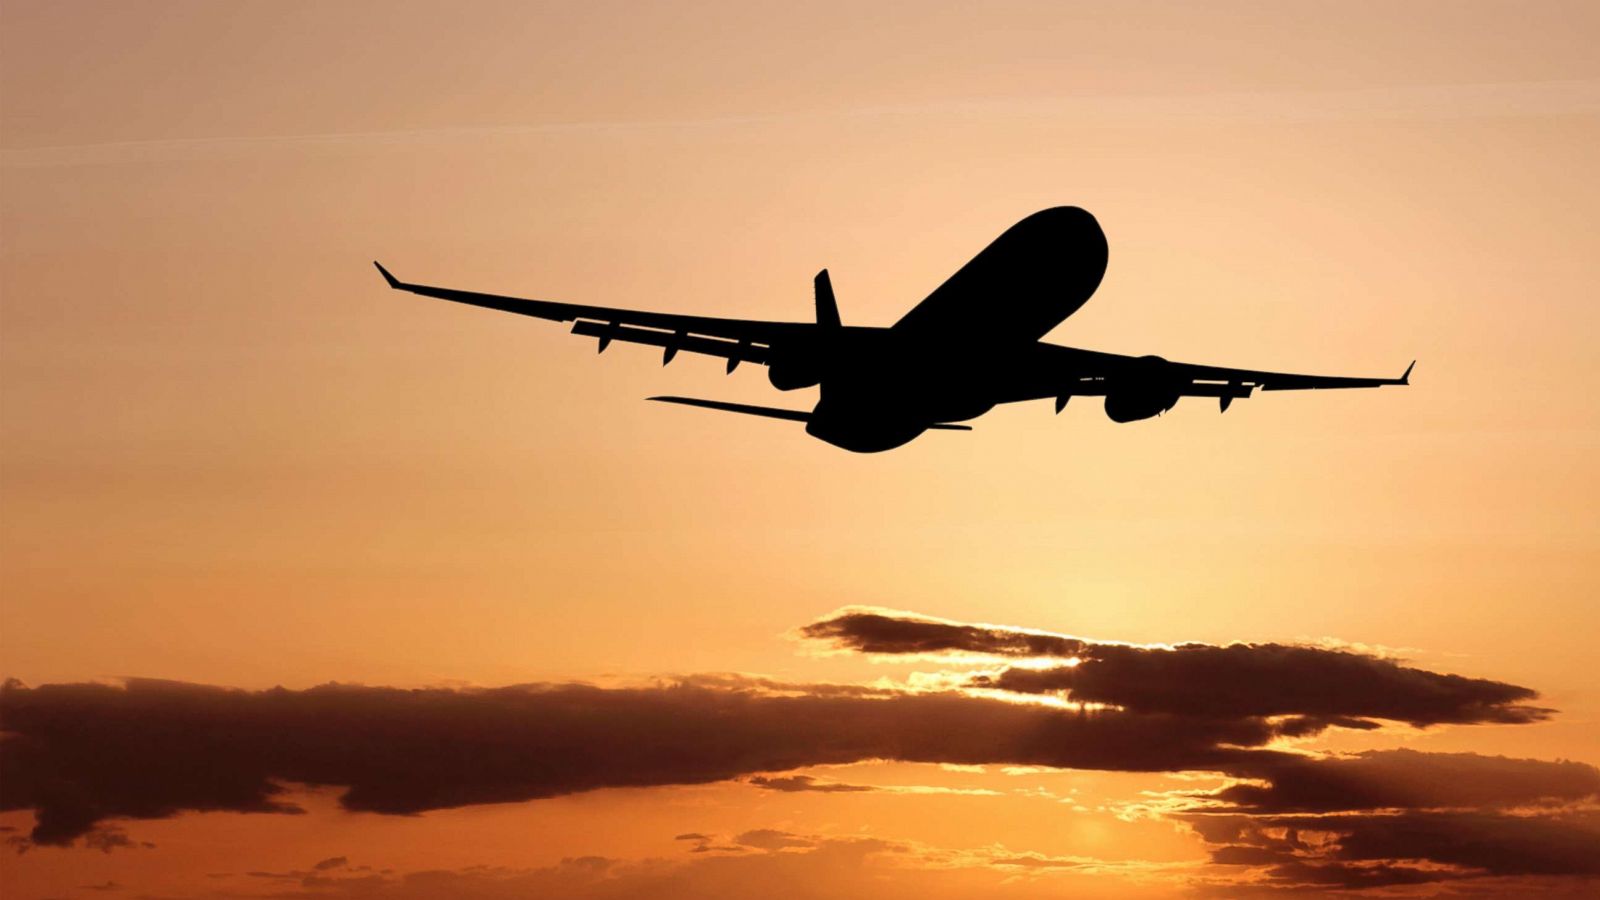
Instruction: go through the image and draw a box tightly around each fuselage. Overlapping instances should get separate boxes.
[797,328,998,452]
[800,206,1110,451]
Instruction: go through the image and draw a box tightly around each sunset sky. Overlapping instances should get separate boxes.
[3,1,1599,896]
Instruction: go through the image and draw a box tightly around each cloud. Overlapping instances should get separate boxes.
[1190,810,1600,890]
[184,835,1173,900]
[314,856,351,871]
[800,608,1091,658]
[1325,811,1600,878]
[8,80,1596,169]
[1209,749,1600,814]
[973,649,1547,727]
[1181,753,1600,891]
[1270,715,1381,738]
[77,827,152,854]
[0,676,1281,846]
[1177,749,1600,890]
[4,608,1594,897]
[734,829,817,851]
[146,812,1600,900]
[743,774,998,798]
[747,775,876,794]
[804,609,1551,727]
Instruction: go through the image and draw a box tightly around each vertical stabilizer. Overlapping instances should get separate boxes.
[814,269,841,328]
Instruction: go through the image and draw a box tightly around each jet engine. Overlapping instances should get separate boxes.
[767,355,821,390]
[1103,355,1183,423]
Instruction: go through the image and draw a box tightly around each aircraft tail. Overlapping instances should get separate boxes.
[814,269,841,328]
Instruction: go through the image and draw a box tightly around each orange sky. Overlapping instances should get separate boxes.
[3,1,1599,897]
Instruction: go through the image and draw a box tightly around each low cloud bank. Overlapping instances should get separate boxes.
[0,676,1279,845]
[4,608,1595,894]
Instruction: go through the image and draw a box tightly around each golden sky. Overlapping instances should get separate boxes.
[3,1,1598,896]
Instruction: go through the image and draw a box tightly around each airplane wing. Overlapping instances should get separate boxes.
[374,262,815,370]
[1001,343,1412,409]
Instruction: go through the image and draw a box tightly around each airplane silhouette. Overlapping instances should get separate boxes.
[376,207,1411,452]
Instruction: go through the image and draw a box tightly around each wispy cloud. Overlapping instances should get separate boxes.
[6,80,1595,169]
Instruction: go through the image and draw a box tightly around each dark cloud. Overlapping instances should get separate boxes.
[78,827,148,854]
[800,609,1598,893]
[805,609,1551,727]
[5,608,1594,897]
[1180,751,1600,889]
[1211,749,1600,813]
[1192,810,1600,889]
[1258,859,1457,891]
[800,609,1089,658]
[673,832,745,854]
[747,775,875,793]
[1208,844,1288,866]
[0,677,1280,847]
[973,647,1547,727]
[1270,715,1381,738]
[1327,811,1600,877]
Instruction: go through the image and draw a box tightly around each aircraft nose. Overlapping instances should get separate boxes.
[1029,205,1098,226]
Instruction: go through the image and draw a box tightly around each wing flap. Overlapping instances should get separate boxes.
[570,320,770,365]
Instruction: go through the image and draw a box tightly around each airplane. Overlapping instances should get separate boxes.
[375,206,1411,452]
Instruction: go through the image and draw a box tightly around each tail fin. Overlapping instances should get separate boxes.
[814,269,841,328]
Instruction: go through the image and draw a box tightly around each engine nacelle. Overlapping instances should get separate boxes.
[768,360,821,391]
[1104,356,1182,423]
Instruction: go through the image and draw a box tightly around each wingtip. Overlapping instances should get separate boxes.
[1400,359,1416,385]
[373,260,401,289]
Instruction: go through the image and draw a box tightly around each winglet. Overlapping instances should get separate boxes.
[1399,360,1415,385]
[373,261,402,289]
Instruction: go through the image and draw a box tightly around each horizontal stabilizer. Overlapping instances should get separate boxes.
[649,396,811,422]
[648,396,971,431]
